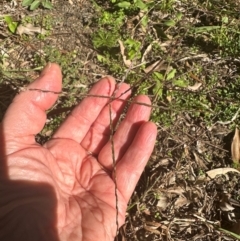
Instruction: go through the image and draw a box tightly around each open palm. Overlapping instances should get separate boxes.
[0,64,157,241]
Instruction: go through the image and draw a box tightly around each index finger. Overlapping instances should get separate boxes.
[52,76,117,143]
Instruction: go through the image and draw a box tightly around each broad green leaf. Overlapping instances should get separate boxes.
[153,72,163,80]
[176,12,183,21]
[163,19,176,27]
[153,78,163,97]
[8,22,18,33]
[173,79,188,87]
[166,69,176,80]
[222,16,228,24]
[141,15,148,27]
[4,16,18,33]
[97,54,106,62]
[22,0,34,6]
[135,0,147,10]
[117,1,131,8]
[42,0,53,9]
[4,16,12,25]
[153,26,169,40]
[30,0,41,10]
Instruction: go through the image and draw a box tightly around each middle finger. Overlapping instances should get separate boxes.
[80,83,131,154]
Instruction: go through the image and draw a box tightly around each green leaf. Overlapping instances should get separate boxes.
[30,0,41,10]
[22,0,34,6]
[42,0,53,9]
[222,16,228,24]
[219,228,240,240]
[8,22,18,33]
[153,78,163,97]
[125,38,136,47]
[135,0,147,10]
[173,79,188,87]
[153,72,163,80]
[166,69,176,80]
[163,19,176,27]
[117,1,131,8]
[192,26,221,33]
[4,16,18,33]
[4,16,13,25]
[97,54,106,62]
[141,15,148,27]
[176,12,183,21]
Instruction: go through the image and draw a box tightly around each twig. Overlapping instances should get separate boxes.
[109,101,119,238]
[216,107,240,125]
[192,214,219,225]
[26,88,160,108]
[176,54,209,62]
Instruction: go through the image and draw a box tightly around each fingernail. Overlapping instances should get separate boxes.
[40,63,52,76]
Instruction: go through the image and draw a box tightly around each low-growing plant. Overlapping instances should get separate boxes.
[93,30,119,49]
[22,0,53,11]
[3,16,18,33]
[110,0,151,10]
[124,38,141,60]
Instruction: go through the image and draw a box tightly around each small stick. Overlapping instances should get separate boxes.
[109,101,119,237]
[26,88,157,108]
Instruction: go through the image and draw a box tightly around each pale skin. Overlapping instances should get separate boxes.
[0,63,157,241]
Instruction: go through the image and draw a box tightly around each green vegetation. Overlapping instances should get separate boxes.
[3,16,18,33]
[22,0,53,10]
[90,0,240,130]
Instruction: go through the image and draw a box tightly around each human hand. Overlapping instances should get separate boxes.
[0,63,157,241]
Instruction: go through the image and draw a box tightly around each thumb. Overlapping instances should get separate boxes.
[1,63,62,154]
